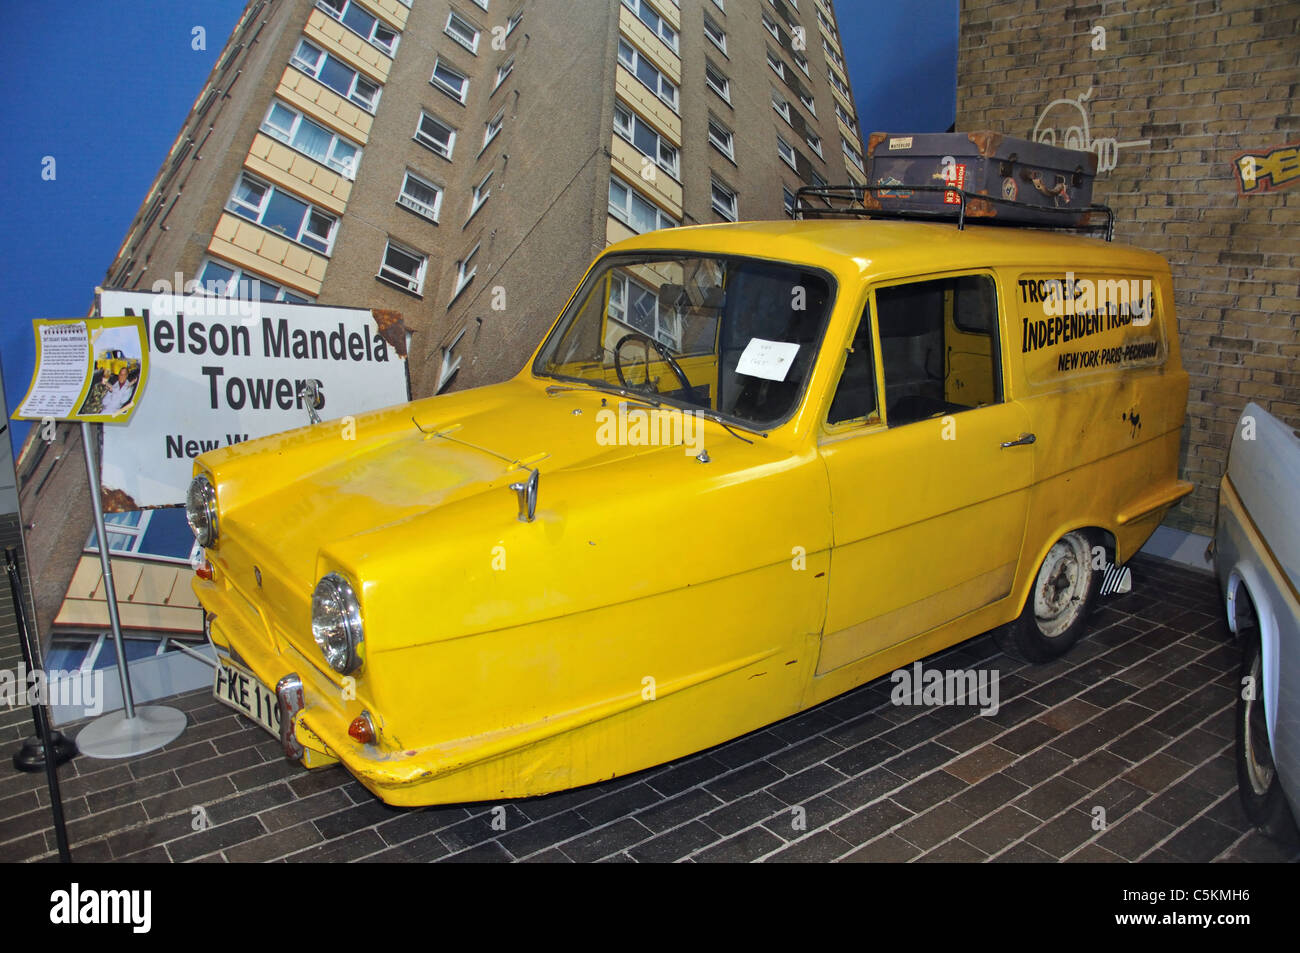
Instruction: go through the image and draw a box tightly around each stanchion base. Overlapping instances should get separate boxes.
[12,732,78,772]
[75,706,188,759]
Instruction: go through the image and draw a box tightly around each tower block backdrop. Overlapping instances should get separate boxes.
[15,0,867,642]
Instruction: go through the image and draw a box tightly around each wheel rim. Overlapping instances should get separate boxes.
[1242,648,1276,796]
[1033,533,1090,638]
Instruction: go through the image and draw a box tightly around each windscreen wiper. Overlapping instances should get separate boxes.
[693,409,767,444]
[544,381,662,408]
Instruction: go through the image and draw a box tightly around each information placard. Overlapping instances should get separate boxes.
[11,317,149,424]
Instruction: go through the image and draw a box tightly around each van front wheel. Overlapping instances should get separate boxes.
[995,530,1101,663]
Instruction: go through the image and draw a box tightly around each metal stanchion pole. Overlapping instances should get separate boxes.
[81,421,134,717]
[5,546,72,862]
[72,422,187,758]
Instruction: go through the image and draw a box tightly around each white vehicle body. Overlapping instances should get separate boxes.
[1215,401,1300,827]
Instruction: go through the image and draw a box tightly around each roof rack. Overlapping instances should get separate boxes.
[794,184,1115,242]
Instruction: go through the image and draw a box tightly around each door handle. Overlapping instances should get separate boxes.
[1000,432,1036,448]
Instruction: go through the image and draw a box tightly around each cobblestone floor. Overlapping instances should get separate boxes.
[2,544,1297,863]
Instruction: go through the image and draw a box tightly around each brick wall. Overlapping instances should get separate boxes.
[956,0,1299,535]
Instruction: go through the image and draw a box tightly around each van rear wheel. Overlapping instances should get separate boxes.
[995,529,1101,663]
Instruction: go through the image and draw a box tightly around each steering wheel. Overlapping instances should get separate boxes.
[613,332,693,396]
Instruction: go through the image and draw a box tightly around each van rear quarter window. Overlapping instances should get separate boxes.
[1014,271,1166,386]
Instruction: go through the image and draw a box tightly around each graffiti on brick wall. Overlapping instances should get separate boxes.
[1031,87,1151,173]
[1233,142,1300,195]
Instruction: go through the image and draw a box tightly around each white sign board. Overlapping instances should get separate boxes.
[99,291,409,508]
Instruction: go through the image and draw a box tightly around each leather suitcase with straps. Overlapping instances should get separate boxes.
[864,130,1100,228]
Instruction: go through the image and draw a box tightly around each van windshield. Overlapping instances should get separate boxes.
[533,253,836,429]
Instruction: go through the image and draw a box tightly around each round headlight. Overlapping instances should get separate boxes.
[312,572,364,675]
[186,474,218,547]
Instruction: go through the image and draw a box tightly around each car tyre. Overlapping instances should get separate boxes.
[994,529,1102,663]
[1235,622,1300,843]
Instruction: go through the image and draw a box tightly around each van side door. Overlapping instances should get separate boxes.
[817,272,1034,674]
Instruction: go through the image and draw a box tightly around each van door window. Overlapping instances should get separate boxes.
[875,274,1001,427]
[827,303,879,425]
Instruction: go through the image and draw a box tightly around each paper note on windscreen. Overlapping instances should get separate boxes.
[735,338,800,382]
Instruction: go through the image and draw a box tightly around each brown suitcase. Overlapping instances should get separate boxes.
[863,131,1102,228]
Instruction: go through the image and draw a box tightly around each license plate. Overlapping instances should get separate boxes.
[213,657,281,738]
